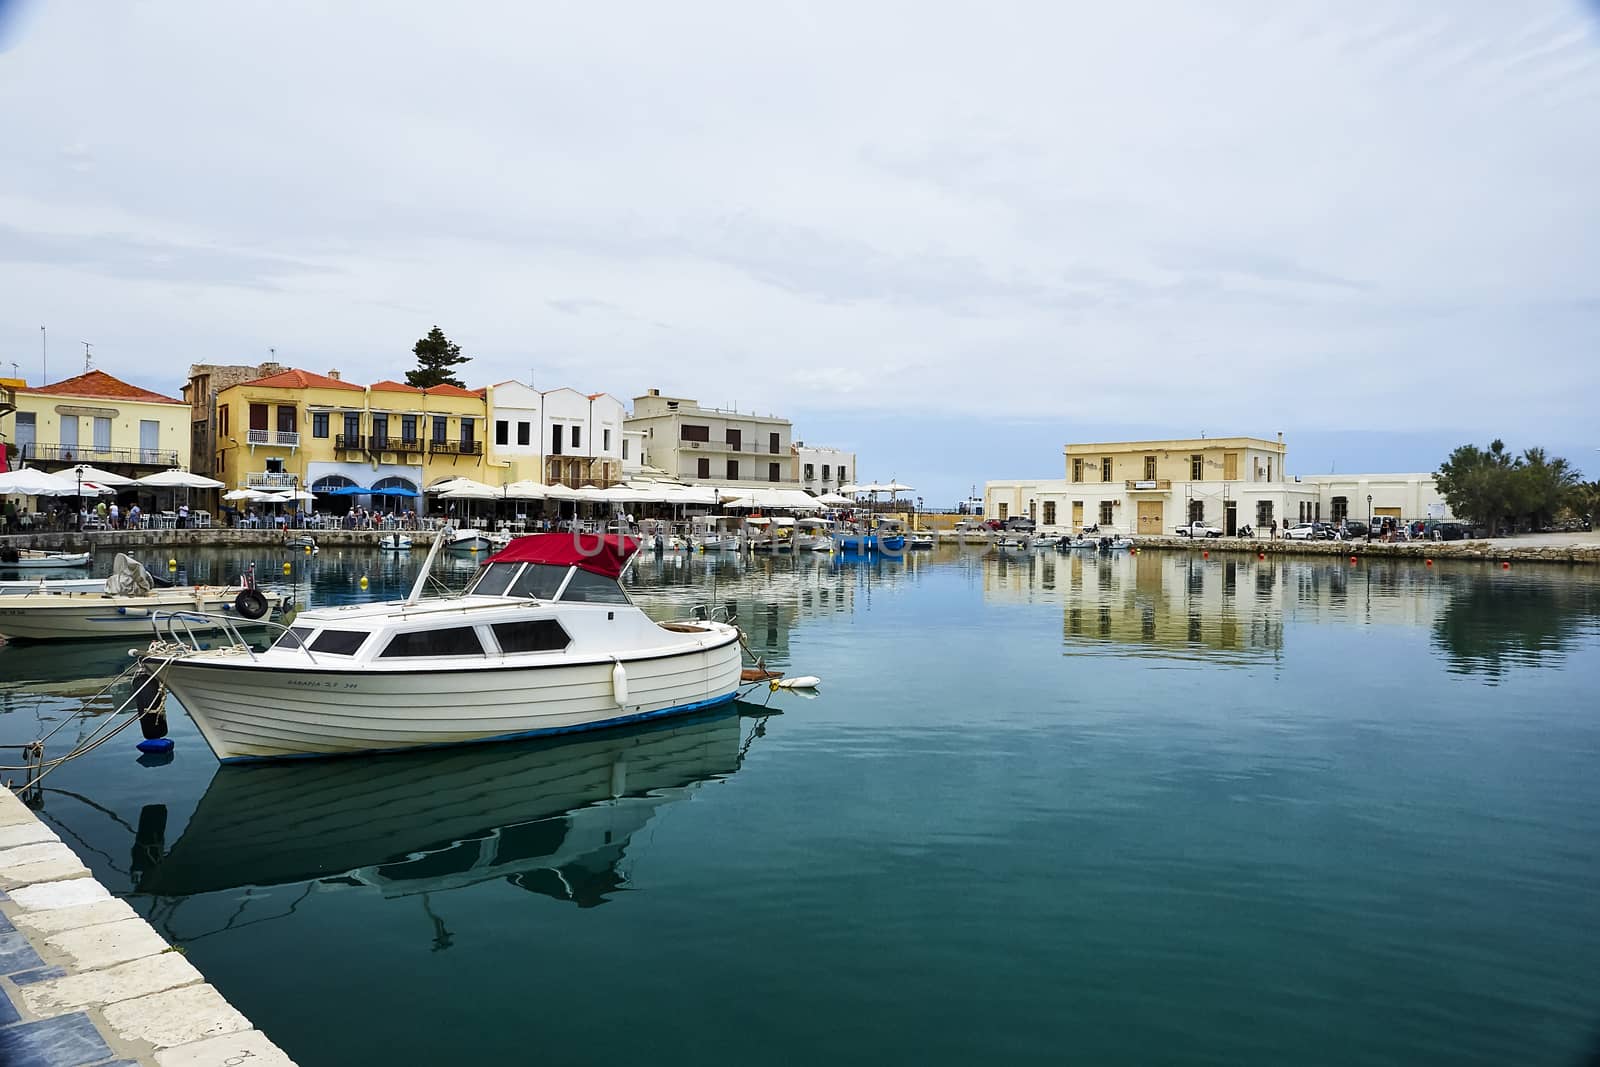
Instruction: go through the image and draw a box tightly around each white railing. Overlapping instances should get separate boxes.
[246,471,298,488]
[274,430,300,447]
[246,428,269,445]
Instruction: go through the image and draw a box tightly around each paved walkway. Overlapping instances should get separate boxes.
[0,787,295,1066]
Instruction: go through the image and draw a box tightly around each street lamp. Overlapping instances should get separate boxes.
[1367,494,1372,524]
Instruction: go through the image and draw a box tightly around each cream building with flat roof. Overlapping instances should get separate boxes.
[987,434,1450,536]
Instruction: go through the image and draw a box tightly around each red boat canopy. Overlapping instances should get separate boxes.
[483,533,639,579]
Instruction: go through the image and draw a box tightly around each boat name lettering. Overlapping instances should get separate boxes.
[285,678,360,690]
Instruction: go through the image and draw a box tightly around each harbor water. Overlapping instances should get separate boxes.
[1,545,1597,1065]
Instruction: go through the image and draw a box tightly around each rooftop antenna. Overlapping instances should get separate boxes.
[40,325,46,384]
[80,341,93,374]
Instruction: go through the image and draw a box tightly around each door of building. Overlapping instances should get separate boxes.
[1136,500,1163,535]
[1225,502,1238,535]
[1374,506,1402,520]
[1071,501,1084,530]
[139,420,159,464]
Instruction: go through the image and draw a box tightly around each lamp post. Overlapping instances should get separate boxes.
[1367,493,1372,525]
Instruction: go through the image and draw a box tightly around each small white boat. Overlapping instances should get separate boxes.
[748,516,797,553]
[795,518,835,553]
[377,533,414,551]
[691,515,742,552]
[142,532,742,762]
[444,527,494,553]
[0,549,92,570]
[906,532,936,550]
[0,577,108,596]
[0,556,283,642]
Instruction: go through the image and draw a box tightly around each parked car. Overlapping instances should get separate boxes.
[1422,520,1469,541]
[1341,520,1369,537]
[1284,522,1318,540]
[1003,516,1037,532]
[1175,521,1224,538]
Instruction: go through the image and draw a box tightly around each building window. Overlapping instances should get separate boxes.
[517,422,530,446]
[1044,501,1057,525]
[1191,454,1203,480]
[495,420,509,446]
[1189,500,1205,523]
[681,424,710,442]
[1314,501,1321,522]
[1256,500,1274,527]
[1100,501,1114,525]
[839,467,848,482]
[432,416,447,443]
[344,412,361,441]
[999,503,1009,520]
[726,428,742,450]
[603,428,611,451]
[219,405,229,436]
[726,460,739,480]
[769,462,780,482]
[622,440,630,460]
[1072,458,1083,482]
[1331,497,1348,522]
[571,426,581,449]
[804,463,815,480]
[1144,456,1157,480]
[93,417,112,453]
[821,464,829,481]
[697,457,710,479]
[371,414,389,447]
[311,412,329,439]
[401,415,417,443]
[769,432,780,454]
[460,418,475,446]
[551,424,564,454]
[1101,457,1112,482]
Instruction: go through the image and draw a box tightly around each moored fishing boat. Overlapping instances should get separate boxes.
[907,531,935,550]
[141,532,743,762]
[444,527,494,553]
[0,556,281,642]
[0,549,92,569]
[0,577,108,596]
[377,532,413,551]
[795,517,834,553]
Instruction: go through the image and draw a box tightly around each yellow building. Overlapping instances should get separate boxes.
[0,369,189,475]
[213,369,488,503]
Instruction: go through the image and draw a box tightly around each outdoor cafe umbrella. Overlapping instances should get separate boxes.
[134,469,225,490]
[0,468,108,497]
[501,480,548,500]
[61,464,133,487]
[816,492,852,507]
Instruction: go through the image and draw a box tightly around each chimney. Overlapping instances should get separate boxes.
[327,369,341,380]
[647,388,659,396]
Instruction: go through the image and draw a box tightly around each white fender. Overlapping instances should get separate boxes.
[612,661,629,706]
[775,675,821,690]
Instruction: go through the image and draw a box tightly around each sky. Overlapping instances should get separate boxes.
[2,1,1597,504]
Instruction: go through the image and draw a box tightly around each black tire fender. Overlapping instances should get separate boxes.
[235,588,270,620]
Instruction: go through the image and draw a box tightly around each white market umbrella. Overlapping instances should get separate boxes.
[222,488,265,501]
[134,469,225,489]
[268,489,316,502]
[837,483,865,495]
[541,483,582,501]
[439,487,498,501]
[816,492,852,507]
[0,469,91,497]
[883,482,915,494]
[427,477,497,496]
[502,480,549,500]
[61,464,134,487]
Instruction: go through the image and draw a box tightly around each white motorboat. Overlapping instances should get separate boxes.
[748,516,796,553]
[141,532,743,762]
[444,528,495,553]
[0,549,92,569]
[907,532,936,550]
[0,556,282,642]
[377,533,414,551]
[691,515,742,552]
[0,577,108,596]
[795,518,834,553]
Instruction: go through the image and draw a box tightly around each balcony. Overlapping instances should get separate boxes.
[19,443,180,467]
[366,436,424,455]
[335,433,365,451]
[0,382,15,419]
[246,428,300,449]
[430,440,483,456]
[1126,479,1173,491]
[246,471,299,488]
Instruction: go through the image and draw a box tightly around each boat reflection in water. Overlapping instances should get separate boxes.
[136,703,765,909]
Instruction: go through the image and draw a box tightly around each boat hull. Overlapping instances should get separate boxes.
[159,634,745,761]
[1,553,92,569]
[0,590,281,641]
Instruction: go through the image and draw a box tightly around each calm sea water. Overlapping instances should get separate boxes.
[2,545,1598,1066]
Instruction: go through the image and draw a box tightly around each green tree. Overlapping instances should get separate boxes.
[1516,447,1582,530]
[1436,439,1520,528]
[405,326,471,388]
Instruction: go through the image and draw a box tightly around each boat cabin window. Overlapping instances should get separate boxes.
[558,569,631,605]
[471,562,522,597]
[507,564,569,601]
[309,629,369,656]
[275,626,313,650]
[380,626,484,658]
[492,620,571,653]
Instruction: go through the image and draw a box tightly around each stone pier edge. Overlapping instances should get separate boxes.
[0,786,296,1067]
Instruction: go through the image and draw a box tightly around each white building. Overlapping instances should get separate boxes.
[985,434,1451,536]
[625,389,795,487]
[484,382,625,487]
[792,442,855,495]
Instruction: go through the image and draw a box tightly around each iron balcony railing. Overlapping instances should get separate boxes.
[335,433,365,451]
[20,443,180,466]
[246,429,301,447]
[246,471,299,488]
[364,436,425,453]
[430,440,483,455]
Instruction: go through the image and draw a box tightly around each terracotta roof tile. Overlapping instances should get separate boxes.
[20,369,183,405]
[370,380,424,393]
[241,368,365,392]
[423,383,483,398]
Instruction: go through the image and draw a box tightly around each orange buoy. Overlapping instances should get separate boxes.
[1257,552,1265,560]
[1502,561,1510,569]
[1350,556,1358,564]
[1202,550,1209,559]
[1425,559,1434,567]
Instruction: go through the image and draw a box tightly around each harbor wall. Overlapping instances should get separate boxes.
[1,528,445,552]
[1119,536,1600,565]
[0,787,297,1065]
